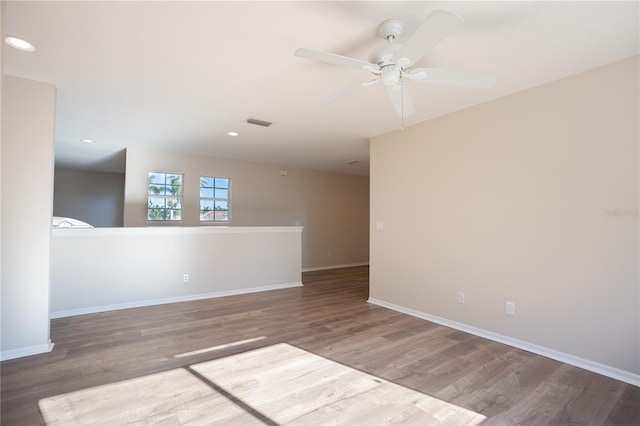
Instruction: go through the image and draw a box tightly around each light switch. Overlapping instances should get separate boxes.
[375,221,384,230]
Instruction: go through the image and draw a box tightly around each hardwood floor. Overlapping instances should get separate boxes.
[1,266,638,425]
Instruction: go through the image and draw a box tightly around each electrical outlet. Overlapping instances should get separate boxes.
[457,292,465,304]
[183,274,189,283]
[327,251,332,258]
[506,301,515,316]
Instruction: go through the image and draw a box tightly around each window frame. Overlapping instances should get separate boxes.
[199,176,231,223]
[147,171,184,222]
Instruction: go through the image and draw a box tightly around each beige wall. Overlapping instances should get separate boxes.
[53,168,125,227]
[370,56,639,377]
[124,147,369,270]
[1,75,56,359]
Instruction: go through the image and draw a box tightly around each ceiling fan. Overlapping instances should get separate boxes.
[295,9,498,118]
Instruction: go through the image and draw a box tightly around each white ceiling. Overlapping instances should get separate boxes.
[3,1,639,176]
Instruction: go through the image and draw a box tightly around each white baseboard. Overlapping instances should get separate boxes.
[368,298,640,387]
[1,340,54,362]
[302,262,369,272]
[51,282,303,319]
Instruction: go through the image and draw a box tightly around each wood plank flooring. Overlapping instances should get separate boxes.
[1,266,638,425]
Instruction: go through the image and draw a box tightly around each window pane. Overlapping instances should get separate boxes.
[148,172,165,184]
[200,177,214,188]
[148,197,165,208]
[200,200,214,211]
[215,178,229,189]
[214,200,228,211]
[148,185,165,195]
[166,174,182,186]
[215,211,229,221]
[200,188,214,198]
[200,200,214,221]
[166,198,181,209]
[171,209,182,220]
[215,188,228,199]
[166,184,182,196]
[148,208,165,220]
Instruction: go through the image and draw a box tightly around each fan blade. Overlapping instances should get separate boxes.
[324,79,379,104]
[295,48,378,71]
[386,83,416,118]
[393,9,463,67]
[405,67,499,88]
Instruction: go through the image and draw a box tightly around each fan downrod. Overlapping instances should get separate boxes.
[369,19,404,65]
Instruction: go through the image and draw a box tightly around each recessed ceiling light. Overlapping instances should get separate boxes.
[80,139,95,143]
[227,131,239,137]
[4,36,36,52]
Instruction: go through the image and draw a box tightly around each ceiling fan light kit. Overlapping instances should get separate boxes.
[381,65,401,86]
[294,9,498,120]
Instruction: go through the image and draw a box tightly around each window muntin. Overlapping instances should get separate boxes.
[200,176,231,222]
[147,172,183,221]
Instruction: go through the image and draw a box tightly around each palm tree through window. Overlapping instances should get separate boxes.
[147,172,183,221]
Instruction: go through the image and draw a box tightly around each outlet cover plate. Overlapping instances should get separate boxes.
[506,301,515,316]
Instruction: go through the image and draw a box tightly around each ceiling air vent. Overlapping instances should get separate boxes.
[246,118,273,127]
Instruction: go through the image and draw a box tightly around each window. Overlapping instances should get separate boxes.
[147,172,183,221]
[200,176,231,222]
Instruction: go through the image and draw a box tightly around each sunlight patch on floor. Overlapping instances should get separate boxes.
[39,343,486,425]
